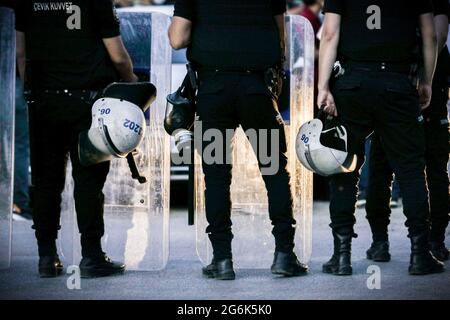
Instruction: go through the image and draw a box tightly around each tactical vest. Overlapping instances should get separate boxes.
[188,0,282,71]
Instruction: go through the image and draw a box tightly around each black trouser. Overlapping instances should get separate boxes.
[196,71,295,260]
[29,91,110,258]
[330,67,429,237]
[365,133,394,241]
[366,82,450,243]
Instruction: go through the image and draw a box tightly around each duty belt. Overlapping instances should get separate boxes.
[198,68,265,77]
[344,61,414,75]
[40,89,100,101]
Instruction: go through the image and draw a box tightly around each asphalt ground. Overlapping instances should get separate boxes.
[0,201,449,300]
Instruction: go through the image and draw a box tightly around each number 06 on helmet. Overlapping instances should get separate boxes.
[295,116,358,177]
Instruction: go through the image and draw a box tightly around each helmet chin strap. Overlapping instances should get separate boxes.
[126,152,147,184]
[99,118,148,184]
[98,118,125,158]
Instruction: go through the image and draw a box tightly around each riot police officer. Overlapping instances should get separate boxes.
[365,0,450,263]
[169,0,308,280]
[318,0,444,275]
[15,0,138,278]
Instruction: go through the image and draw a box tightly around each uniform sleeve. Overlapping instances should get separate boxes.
[416,0,434,15]
[174,0,195,21]
[92,0,121,38]
[323,0,344,15]
[272,0,287,16]
[433,0,450,18]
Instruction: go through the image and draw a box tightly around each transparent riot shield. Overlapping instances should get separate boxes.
[0,8,15,269]
[60,11,171,271]
[195,15,315,268]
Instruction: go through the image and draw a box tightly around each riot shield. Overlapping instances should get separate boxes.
[195,15,315,268]
[60,11,171,271]
[0,8,15,269]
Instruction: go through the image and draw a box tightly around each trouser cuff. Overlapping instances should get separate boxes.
[37,239,57,257]
[35,228,58,257]
[272,223,295,252]
[367,218,389,241]
[208,233,232,260]
[81,236,103,258]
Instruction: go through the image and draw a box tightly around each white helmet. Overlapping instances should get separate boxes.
[79,82,156,166]
[296,116,358,176]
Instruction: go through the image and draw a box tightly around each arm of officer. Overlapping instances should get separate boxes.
[169,0,194,50]
[317,13,341,116]
[103,37,138,82]
[16,31,26,82]
[94,0,137,82]
[169,17,192,50]
[434,14,449,53]
[418,13,438,109]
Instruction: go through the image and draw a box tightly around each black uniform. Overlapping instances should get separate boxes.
[15,0,120,258]
[323,0,433,237]
[366,0,450,247]
[174,0,296,260]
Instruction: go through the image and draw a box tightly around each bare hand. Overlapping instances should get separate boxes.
[418,82,432,110]
[317,89,338,116]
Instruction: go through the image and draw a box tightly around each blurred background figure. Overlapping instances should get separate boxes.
[1,0,32,223]
[297,0,323,107]
[288,0,324,39]
[13,76,32,221]
[298,0,323,38]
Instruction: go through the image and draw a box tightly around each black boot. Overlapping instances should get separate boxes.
[430,241,450,262]
[322,231,339,273]
[323,231,355,276]
[202,258,235,280]
[409,232,445,275]
[79,254,125,278]
[39,255,64,278]
[37,237,62,278]
[271,251,308,277]
[366,241,391,262]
